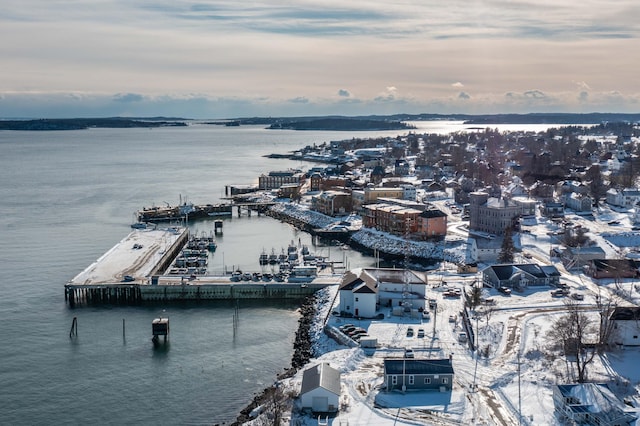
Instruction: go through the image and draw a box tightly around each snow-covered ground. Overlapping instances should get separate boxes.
[254,201,640,425]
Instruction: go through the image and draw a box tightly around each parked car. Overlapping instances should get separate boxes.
[352,333,369,341]
[341,326,357,334]
[429,299,437,309]
[404,348,415,358]
[339,323,355,331]
[350,330,368,340]
[448,315,456,323]
[571,293,584,300]
[417,328,425,338]
[497,287,512,295]
[347,327,366,337]
[421,311,431,320]
[406,327,415,337]
[551,289,568,297]
[458,332,468,343]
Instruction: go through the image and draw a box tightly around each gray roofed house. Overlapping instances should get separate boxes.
[383,358,454,392]
[482,263,561,290]
[300,363,341,413]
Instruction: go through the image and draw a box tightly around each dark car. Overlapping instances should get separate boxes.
[497,286,512,295]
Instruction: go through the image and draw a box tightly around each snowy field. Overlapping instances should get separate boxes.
[274,277,640,426]
[254,201,640,425]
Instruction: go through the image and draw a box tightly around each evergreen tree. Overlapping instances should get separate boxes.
[465,284,483,310]
[497,226,515,263]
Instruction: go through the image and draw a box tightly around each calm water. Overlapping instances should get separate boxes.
[0,121,567,424]
[0,124,405,425]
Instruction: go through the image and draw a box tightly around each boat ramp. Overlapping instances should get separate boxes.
[65,227,341,307]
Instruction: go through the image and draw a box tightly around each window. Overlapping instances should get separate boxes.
[355,297,359,302]
[424,378,431,384]
[391,375,397,385]
[442,377,448,384]
[408,375,414,385]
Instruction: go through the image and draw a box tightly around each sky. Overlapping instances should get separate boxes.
[1,0,639,119]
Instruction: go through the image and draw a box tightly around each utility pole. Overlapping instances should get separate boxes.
[518,350,522,425]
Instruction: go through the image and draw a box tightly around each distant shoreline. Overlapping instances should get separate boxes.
[0,117,187,131]
[3,112,639,131]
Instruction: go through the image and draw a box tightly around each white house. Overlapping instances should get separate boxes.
[338,270,378,318]
[606,188,640,209]
[609,307,640,346]
[300,363,341,413]
[338,268,428,317]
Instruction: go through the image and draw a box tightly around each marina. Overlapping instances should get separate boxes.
[65,226,342,306]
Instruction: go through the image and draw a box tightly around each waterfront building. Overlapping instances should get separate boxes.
[277,182,301,199]
[311,190,352,216]
[417,208,448,239]
[362,203,422,235]
[338,268,428,318]
[300,363,341,413]
[258,169,305,190]
[351,186,405,213]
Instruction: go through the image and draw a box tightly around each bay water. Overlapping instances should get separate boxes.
[0,120,566,424]
[0,123,410,425]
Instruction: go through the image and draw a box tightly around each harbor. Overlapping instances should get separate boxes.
[65,225,343,306]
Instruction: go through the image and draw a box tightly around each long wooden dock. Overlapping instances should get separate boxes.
[65,227,340,306]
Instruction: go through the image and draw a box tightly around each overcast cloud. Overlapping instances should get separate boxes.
[1,0,639,118]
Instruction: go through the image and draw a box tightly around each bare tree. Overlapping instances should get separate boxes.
[595,291,618,349]
[547,299,598,383]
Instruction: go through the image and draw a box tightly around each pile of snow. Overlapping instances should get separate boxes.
[270,202,341,229]
[352,227,469,263]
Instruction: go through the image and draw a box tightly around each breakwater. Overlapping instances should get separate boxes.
[231,294,316,426]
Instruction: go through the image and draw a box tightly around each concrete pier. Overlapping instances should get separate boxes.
[65,226,340,306]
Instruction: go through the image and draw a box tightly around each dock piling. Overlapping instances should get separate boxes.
[69,316,78,338]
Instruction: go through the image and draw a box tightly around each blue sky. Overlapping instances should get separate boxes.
[1,0,639,118]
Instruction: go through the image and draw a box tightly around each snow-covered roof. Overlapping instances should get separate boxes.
[300,363,341,396]
[556,383,636,423]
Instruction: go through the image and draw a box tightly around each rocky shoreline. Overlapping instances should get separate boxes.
[229,295,316,426]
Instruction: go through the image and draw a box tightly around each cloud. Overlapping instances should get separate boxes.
[458,92,471,99]
[523,90,547,99]
[288,96,309,104]
[452,82,464,88]
[338,89,351,97]
[113,93,144,103]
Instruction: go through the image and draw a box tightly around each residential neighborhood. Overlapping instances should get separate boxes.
[240,121,640,425]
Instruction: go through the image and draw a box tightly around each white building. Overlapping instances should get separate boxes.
[300,363,341,413]
[610,307,640,346]
[338,268,428,318]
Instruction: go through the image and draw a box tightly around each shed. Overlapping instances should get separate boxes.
[300,363,341,413]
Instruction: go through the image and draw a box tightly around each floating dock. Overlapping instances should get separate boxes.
[65,227,341,306]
